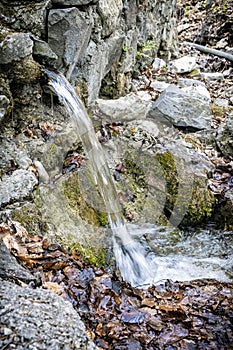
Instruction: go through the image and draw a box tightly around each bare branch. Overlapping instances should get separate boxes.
[184,41,233,63]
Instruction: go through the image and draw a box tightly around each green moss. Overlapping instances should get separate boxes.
[184,181,215,225]
[155,151,215,226]
[136,40,158,63]
[211,103,229,117]
[140,40,157,51]
[156,151,178,213]
[62,172,108,227]
[11,203,48,235]
[69,243,108,267]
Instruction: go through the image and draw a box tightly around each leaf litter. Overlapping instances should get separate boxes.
[1,221,233,349]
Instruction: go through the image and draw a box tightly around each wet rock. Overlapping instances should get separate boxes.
[0,169,38,207]
[0,95,10,120]
[168,56,197,73]
[0,33,33,64]
[0,279,98,350]
[105,121,215,227]
[92,93,152,123]
[147,84,211,130]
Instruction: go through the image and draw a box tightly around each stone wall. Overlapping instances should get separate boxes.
[0,0,177,104]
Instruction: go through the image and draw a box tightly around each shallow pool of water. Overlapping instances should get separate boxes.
[127,223,233,284]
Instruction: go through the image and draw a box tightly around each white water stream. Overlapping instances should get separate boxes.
[46,70,157,287]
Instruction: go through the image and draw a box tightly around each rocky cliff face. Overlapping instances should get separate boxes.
[0,0,177,104]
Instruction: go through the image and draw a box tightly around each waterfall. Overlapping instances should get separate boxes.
[45,70,157,288]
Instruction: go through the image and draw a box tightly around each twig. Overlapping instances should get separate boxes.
[184,41,233,62]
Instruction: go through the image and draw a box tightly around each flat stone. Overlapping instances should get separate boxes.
[201,72,224,80]
[32,37,58,64]
[150,80,170,92]
[92,93,152,122]
[168,56,197,74]
[214,98,229,107]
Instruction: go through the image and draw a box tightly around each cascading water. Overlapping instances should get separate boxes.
[45,70,157,288]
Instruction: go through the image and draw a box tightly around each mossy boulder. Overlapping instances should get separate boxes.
[105,122,216,228]
[31,172,111,268]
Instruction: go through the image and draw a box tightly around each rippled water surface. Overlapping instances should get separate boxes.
[127,223,233,284]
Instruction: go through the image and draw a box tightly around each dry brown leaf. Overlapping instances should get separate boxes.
[43,281,65,295]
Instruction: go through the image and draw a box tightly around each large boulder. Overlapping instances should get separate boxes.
[0,278,98,350]
[102,119,215,227]
[147,84,212,130]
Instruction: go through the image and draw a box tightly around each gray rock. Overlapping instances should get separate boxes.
[0,95,10,120]
[32,37,58,64]
[147,84,211,130]
[177,78,205,87]
[106,122,215,227]
[0,242,36,284]
[217,113,233,157]
[92,92,151,122]
[46,0,177,101]
[0,33,33,64]
[200,72,224,80]
[168,56,197,74]
[214,98,229,107]
[97,0,123,38]
[82,34,124,102]
[0,169,38,206]
[52,0,98,4]
[0,279,98,350]
[48,7,93,70]
[0,1,50,37]
[152,58,166,70]
[150,80,170,92]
